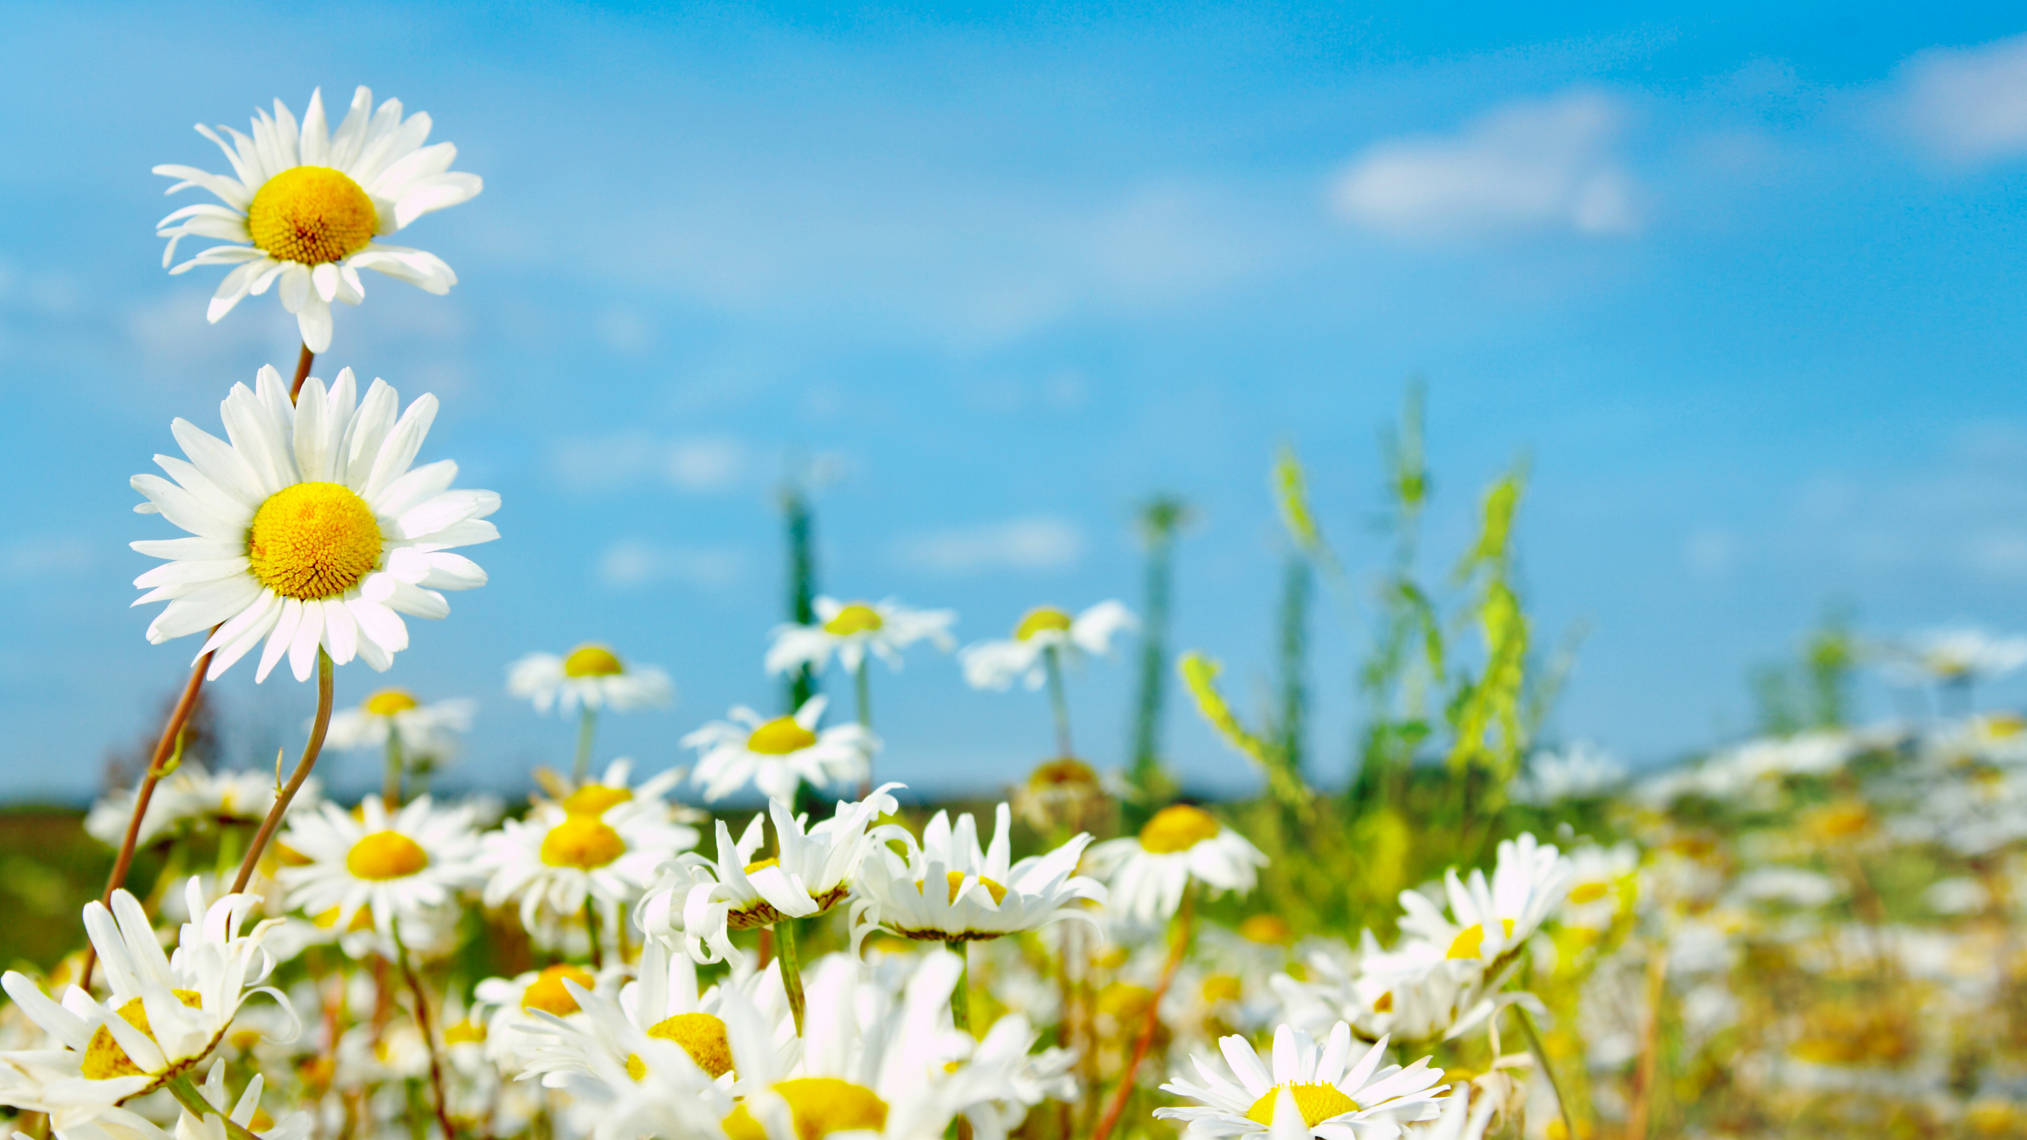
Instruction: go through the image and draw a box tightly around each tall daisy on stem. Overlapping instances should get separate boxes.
[509,644,674,780]
[767,596,954,791]
[960,601,1135,758]
[323,688,475,803]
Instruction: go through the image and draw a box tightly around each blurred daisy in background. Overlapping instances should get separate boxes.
[959,601,1136,692]
[87,765,321,849]
[154,86,481,353]
[684,695,875,803]
[130,366,497,683]
[1086,804,1267,925]
[323,688,475,802]
[852,802,1105,943]
[766,596,957,679]
[277,794,483,939]
[508,643,674,779]
[1395,833,1571,966]
[1155,1023,1448,1140]
[1879,626,2027,689]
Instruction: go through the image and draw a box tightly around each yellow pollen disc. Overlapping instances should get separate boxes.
[245,166,378,266]
[561,785,634,816]
[1245,1082,1360,1128]
[275,843,314,866]
[626,1053,647,1081]
[81,992,202,1080]
[1201,975,1243,1004]
[313,904,376,932]
[246,482,383,601]
[444,1021,486,1046]
[744,857,780,875]
[364,689,420,716]
[923,871,1009,906]
[563,644,625,677]
[540,816,627,869]
[1096,983,1153,1020]
[1014,607,1074,640]
[522,965,596,1016]
[1985,714,2026,739]
[1028,757,1099,788]
[1569,882,1609,905]
[747,716,818,755]
[1238,914,1294,945]
[346,831,429,880]
[249,1109,274,1131]
[1373,992,1394,1013]
[723,1078,889,1140]
[823,603,885,635]
[1445,919,1516,960]
[646,1012,734,1078]
[1139,804,1221,854]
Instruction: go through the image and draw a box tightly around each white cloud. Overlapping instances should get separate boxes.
[1684,527,1739,578]
[598,540,747,589]
[551,434,748,494]
[894,516,1083,575]
[1895,34,2027,162]
[4,537,92,578]
[1331,91,1640,239]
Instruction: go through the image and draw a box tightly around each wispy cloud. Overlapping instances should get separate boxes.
[893,516,1083,575]
[550,433,749,494]
[1893,34,2027,162]
[597,540,747,589]
[3,537,92,578]
[1331,91,1640,240]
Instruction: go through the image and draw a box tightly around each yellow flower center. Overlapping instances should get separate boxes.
[563,644,625,677]
[444,1021,485,1045]
[1014,607,1074,640]
[521,965,596,1016]
[81,991,203,1080]
[540,816,627,870]
[1139,804,1221,854]
[646,1012,734,1078]
[747,716,818,755]
[1244,1082,1360,1128]
[1238,914,1294,944]
[723,1078,889,1140]
[246,482,383,601]
[364,689,420,716]
[922,871,1009,905]
[561,785,635,816]
[1568,882,1609,905]
[744,857,780,876]
[345,831,429,880]
[1984,713,2026,739]
[823,603,885,636]
[1028,757,1099,789]
[312,905,376,932]
[1096,983,1153,1021]
[1446,919,1517,960]
[1201,975,1244,1004]
[1373,992,1393,1012]
[245,166,379,266]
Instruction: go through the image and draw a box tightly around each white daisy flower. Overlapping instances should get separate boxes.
[956,1012,1079,1140]
[1558,842,1640,932]
[508,644,674,715]
[321,689,475,762]
[644,786,906,964]
[275,794,483,937]
[85,765,322,848]
[154,86,480,353]
[1885,626,2027,685]
[130,365,498,682]
[958,601,1136,691]
[1271,935,1493,1046]
[174,1061,314,1140]
[765,596,957,678]
[0,881,288,1120]
[478,760,700,933]
[1394,834,1571,966]
[684,696,876,803]
[851,802,1105,943]
[720,951,996,1140]
[471,963,620,1071]
[1155,1023,1447,1140]
[1085,805,1268,925]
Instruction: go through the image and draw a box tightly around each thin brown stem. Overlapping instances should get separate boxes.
[82,638,216,989]
[289,343,315,400]
[1626,936,1669,1140]
[1092,889,1194,1140]
[232,650,334,893]
[394,921,458,1140]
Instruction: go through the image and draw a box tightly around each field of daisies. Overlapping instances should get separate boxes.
[4,84,2027,1140]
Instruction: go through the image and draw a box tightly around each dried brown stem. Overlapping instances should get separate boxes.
[1091,889,1193,1140]
[289,343,315,400]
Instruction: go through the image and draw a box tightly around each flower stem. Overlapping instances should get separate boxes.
[288,342,315,401]
[855,662,873,797]
[1092,886,1194,1140]
[573,705,597,782]
[384,728,406,807]
[584,896,604,970]
[232,649,334,893]
[393,919,459,1140]
[165,1073,261,1140]
[1514,1002,1579,1140]
[775,917,807,1036]
[949,939,970,1033]
[83,637,216,989]
[1043,646,1074,757]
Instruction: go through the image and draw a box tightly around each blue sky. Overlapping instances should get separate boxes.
[2,0,2025,802]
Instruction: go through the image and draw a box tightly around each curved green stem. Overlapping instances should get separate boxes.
[573,706,597,782]
[1043,646,1074,757]
[384,728,406,806]
[775,918,806,1036]
[232,650,333,893]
